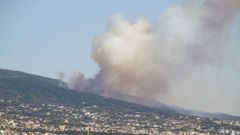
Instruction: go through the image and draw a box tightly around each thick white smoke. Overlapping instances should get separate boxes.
[70,0,240,105]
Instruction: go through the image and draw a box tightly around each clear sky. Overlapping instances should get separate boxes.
[0,0,171,78]
[1,0,240,115]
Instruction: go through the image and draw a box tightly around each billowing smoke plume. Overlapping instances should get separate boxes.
[69,72,88,91]
[70,0,240,104]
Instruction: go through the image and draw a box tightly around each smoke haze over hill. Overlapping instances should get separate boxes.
[68,0,240,115]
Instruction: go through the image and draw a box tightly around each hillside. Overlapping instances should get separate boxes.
[0,69,240,134]
[0,68,239,120]
[0,69,175,115]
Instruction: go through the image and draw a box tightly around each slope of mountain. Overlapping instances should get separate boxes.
[168,105,240,121]
[142,96,240,121]
[0,68,239,120]
[0,69,175,115]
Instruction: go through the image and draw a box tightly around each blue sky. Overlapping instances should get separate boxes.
[0,0,171,78]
